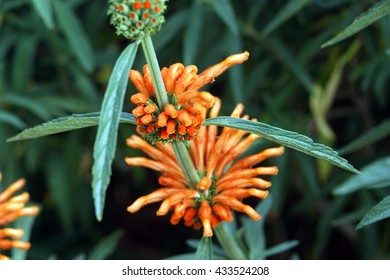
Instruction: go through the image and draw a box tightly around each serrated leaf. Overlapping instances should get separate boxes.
[30,0,54,29]
[194,236,213,260]
[88,230,124,260]
[204,117,359,174]
[53,0,95,72]
[333,157,390,195]
[356,195,390,230]
[7,112,136,142]
[92,41,139,221]
[262,0,311,36]
[338,118,390,155]
[322,0,390,48]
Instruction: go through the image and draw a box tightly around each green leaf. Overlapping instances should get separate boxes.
[0,110,26,129]
[333,157,390,195]
[338,118,390,155]
[11,207,39,260]
[194,236,213,260]
[88,230,124,260]
[30,0,54,29]
[53,0,95,72]
[92,41,139,221]
[153,10,188,52]
[11,35,38,93]
[263,240,299,258]
[7,112,136,142]
[204,117,359,174]
[1,93,51,120]
[322,0,390,48]
[208,0,239,35]
[262,0,311,36]
[356,195,390,230]
[269,38,313,93]
[243,195,272,260]
[183,0,204,65]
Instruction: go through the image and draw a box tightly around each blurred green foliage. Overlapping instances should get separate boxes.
[1,0,389,259]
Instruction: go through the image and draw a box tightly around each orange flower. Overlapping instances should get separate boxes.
[0,174,39,260]
[129,52,249,144]
[126,99,284,236]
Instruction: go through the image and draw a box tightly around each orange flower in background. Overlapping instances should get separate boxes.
[0,174,39,260]
[129,52,249,144]
[126,99,284,237]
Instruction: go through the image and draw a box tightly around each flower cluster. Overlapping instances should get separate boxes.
[130,52,249,145]
[108,0,167,40]
[126,99,284,236]
[0,174,39,260]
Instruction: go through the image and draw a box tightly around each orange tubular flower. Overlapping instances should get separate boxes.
[126,99,284,237]
[0,174,39,260]
[129,52,249,144]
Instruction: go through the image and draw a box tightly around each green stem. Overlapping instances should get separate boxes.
[141,35,170,108]
[141,35,200,188]
[214,223,247,260]
[172,142,200,189]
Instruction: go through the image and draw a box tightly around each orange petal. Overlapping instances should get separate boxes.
[212,195,261,221]
[219,188,269,200]
[227,147,285,173]
[196,177,212,191]
[158,176,186,189]
[164,104,178,118]
[130,93,149,105]
[188,52,249,90]
[198,200,213,237]
[174,65,198,95]
[129,70,150,95]
[144,103,157,114]
[217,177,271,192]
[177,110,193,127]
[0,179,25,204]
[212,204,233,222]
[219,167,279,184]
[165,63,184,93]
[127,188,179,213]
[214,134,261,178]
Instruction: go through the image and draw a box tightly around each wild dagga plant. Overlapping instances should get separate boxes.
[13,0,390,259]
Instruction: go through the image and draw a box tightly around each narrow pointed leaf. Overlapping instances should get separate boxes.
[194,236,213,260]
[322,0,390,48]
[11,208,39,260]
[209,0,239,35]
[333,157,390,195]
[262,0,311,36]
[53,0,95,72]
[338,118,390,155]
[7,112,136,142]
[88,230,124,260]
[92,41,140,221]
[263,240,299,258]
[30,0,54,29]
[204,117,359,174]
[356,195,390,230]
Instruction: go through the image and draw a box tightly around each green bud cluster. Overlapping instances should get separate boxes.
[108,0,167,40]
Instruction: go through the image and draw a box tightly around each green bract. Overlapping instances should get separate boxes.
[108,0,167,40]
